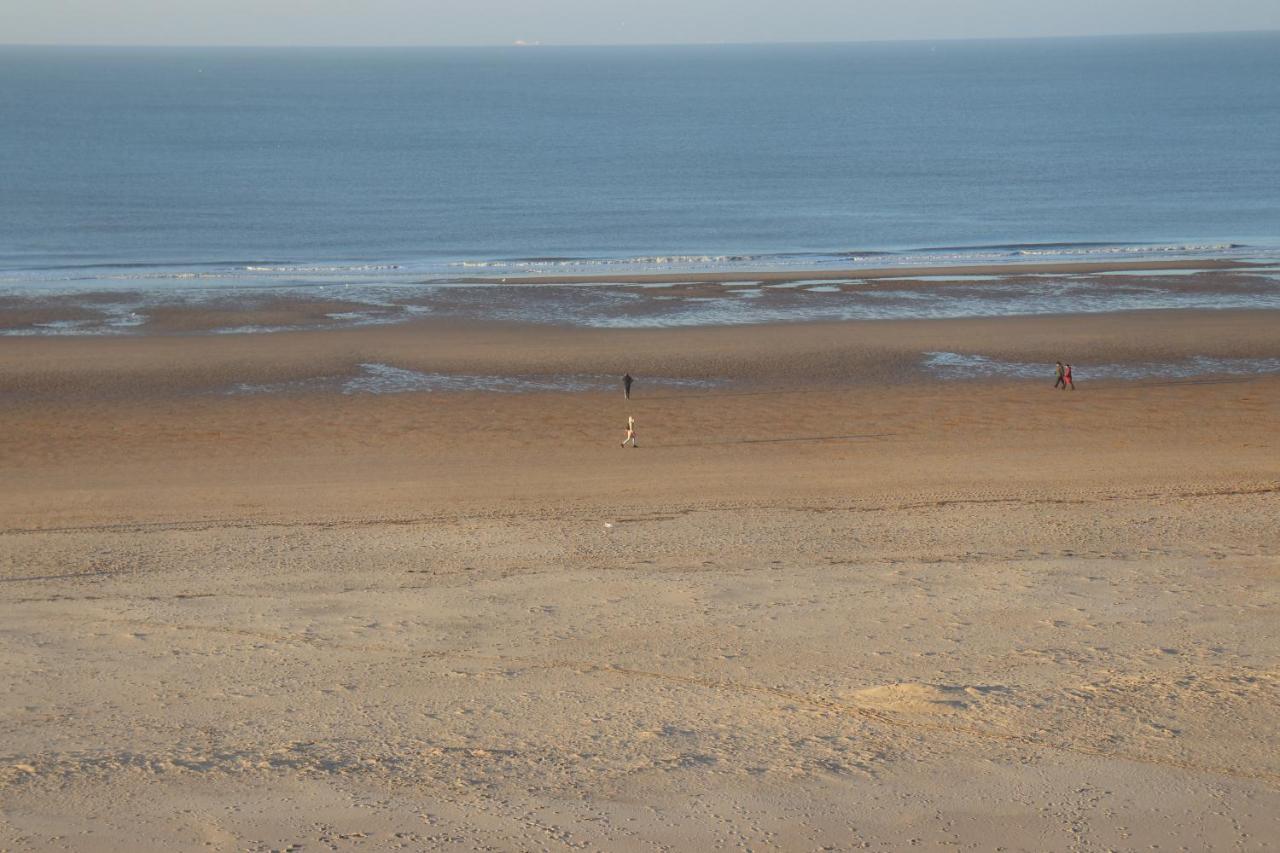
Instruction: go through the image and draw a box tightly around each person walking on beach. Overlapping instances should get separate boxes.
[1063,363,1075,390]
[1054,361,1066,389]
[621,415,638,448]
[623,373,634,400]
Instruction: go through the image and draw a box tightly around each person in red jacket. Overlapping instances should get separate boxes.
[1064,363,1075,390]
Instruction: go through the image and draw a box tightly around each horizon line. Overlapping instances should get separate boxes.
[2,27,1278,51]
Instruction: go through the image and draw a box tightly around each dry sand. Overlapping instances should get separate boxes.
[2,311,1278,851]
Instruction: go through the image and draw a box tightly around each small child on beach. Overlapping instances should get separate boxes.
[621,415,638,448]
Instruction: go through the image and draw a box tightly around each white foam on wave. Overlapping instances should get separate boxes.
[449,242,1246,274]
[1009,242,1236,258]
[243,263,402,273]
[452,254,763,270]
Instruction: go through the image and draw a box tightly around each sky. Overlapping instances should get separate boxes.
[3,0,1279,46]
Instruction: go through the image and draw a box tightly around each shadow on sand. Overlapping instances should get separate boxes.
[1140,376,1257,388]
[635,387,850,403]
[661,432,895,448]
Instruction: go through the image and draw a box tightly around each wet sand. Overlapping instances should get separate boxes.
[4,261,1277,339]
[3,308,1280,399]
[2,310,1279,850]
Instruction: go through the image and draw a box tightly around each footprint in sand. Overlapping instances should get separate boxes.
[848,682,1007,714]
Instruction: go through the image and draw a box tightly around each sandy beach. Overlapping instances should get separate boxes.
[2,306,1279,850]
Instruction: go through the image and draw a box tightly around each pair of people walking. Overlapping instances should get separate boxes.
[1054,361,1075,390]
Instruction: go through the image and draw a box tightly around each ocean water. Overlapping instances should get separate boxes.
[2,32,1279,295]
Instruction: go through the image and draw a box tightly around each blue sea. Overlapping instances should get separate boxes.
[1,32,1279,312]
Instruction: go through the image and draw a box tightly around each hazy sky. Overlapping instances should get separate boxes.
[3,0,1279,46]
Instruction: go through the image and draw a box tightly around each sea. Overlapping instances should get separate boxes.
[1,32,1279,331]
